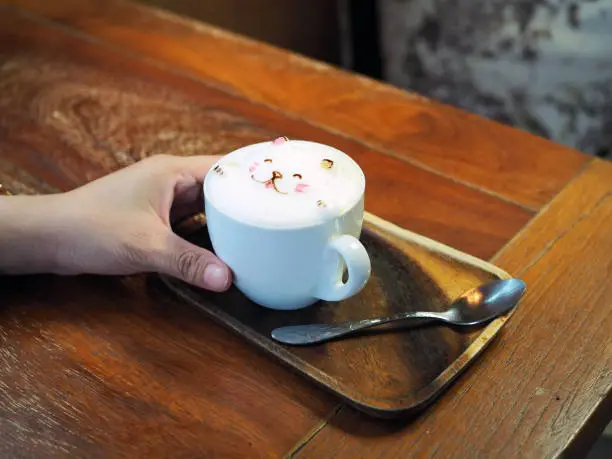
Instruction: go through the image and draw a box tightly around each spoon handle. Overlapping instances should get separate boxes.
[270,311,442,345]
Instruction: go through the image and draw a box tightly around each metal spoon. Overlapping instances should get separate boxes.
[270,278,526,346]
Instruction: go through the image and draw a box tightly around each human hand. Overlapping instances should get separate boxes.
[3,154,232,291]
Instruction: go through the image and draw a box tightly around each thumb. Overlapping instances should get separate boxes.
[152,231,232,291]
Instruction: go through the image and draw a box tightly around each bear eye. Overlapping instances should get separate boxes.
[293,173,302,179]
[264,158,273,163]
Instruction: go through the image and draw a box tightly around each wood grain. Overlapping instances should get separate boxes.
[0,1,606,458]
[2,0,589,209]
[0,7,336,458]
[0,6,536,458]
[293,159,612,458]
[493,159,612,274]
[162,213,509,418]
[0,275,338,458]
[0,8,532,260]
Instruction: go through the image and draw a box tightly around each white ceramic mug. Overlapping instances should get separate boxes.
[203,140,371,310]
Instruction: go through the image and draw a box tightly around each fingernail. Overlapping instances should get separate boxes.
[203,263,229,291]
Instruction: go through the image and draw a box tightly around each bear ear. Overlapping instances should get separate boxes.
[273,136,289,145]
[321,159,334,169]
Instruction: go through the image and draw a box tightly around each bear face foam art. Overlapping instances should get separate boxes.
[203,137,370,310]
[206,137,364,229]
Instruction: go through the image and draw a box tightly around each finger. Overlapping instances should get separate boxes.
[172,155,224,181]
[167,155,222,220]
[143,155,220,226]
[149,230,232,291]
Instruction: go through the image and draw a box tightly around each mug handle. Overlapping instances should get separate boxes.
[315,234,371,302]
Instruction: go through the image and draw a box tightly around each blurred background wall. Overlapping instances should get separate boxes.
[378,0,612,159]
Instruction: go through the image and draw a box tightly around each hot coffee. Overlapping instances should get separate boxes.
[203,137,371,310]
[204,138,365,228]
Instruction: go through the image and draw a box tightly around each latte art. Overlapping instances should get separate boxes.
[205,138,365,228]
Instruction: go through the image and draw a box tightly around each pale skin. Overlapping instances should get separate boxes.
[0,154,232,292]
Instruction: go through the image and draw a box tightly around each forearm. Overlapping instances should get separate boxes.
[0,195,67,274]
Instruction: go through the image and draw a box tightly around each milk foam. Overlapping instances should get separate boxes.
[204,139,365,228]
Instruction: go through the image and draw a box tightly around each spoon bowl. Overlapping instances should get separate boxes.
[443,278,526,326]
[271,278,526,346]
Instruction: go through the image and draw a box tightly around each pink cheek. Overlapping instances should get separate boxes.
[294,183,309,193]
[249,161,260,173]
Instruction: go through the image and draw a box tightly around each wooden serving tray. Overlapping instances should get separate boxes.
[160,212,515,418]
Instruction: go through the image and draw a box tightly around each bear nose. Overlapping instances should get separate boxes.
[272,170,283,179]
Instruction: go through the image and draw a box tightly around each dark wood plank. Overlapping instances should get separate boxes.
[0,7,533,260]
[293,159,612,458]
[139,0,343,65]
[3,0,588,209]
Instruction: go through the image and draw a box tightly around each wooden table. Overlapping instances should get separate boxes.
[0,1,610,457]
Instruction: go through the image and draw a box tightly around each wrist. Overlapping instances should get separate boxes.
[0,194,72,275]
